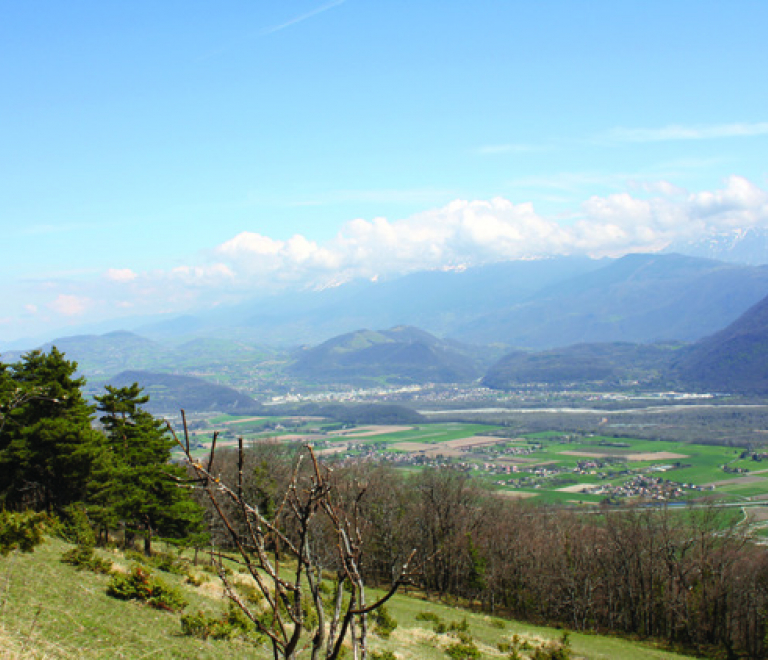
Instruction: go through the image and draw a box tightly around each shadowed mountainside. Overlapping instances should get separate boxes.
[671,293,768,394]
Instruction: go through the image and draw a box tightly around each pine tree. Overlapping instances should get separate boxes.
[0,348,102,513]
[94,383,202,555]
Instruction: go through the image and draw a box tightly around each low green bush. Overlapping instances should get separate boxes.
[107,565,187,612]
[124,550,148,564]
[448,617,469,633]
[124,549,189,575]
[61,544,113,574]
[184,571,205,587]
[451,630,474,645]
[530,633,573,660]
[234,581,264,606]
[445,639,481,660]
[370,604,398,639]
[151,553,189,575]
[370,651,397,660]
[180,603,253,640]
[0,510,47,555]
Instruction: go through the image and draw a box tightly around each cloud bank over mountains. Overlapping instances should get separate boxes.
[204,174,768,286]
[18,176,768,334]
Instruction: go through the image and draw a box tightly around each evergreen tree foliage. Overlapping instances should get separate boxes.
[0,348,102,513]
[0,510,47,555]
[94,383,202,554]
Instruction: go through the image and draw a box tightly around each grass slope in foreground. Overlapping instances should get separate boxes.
[1,538,697,660]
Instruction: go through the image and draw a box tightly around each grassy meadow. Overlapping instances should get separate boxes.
[0,537,699,660]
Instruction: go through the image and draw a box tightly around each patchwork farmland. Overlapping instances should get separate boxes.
[177,415,768,513]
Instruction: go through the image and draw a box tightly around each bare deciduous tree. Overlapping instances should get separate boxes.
[169,412,418,660]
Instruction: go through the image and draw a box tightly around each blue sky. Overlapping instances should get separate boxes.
[2,1,768,344]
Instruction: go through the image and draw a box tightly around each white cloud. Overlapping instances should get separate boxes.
[215,232,339,279]
[106,268,138,283]
[206,176,768,281]
[49,294,90,316]
[688,175,768,228]
[218,232,283,257]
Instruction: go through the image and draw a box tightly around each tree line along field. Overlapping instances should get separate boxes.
[177,415,768,509]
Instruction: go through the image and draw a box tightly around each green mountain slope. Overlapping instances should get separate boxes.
[28,331,168,375]
[288,326,484,384]
[671,293,768,394]
[103,370,263,414]
[483,342,680,389]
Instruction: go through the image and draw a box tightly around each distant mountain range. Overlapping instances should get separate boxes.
[158,253,768,349]
[454,253,768,346]
[6,252,768,405]
[5,253,768,353]
[666,227,768,266]
[132,256,605,347]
